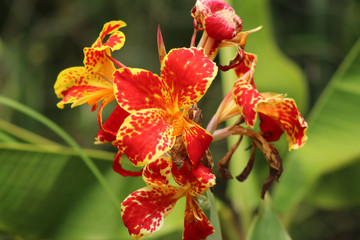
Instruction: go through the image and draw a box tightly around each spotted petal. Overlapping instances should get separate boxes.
[188,163,216,196]
[54,67,113,108]
[183,197,214,240]
[121,185,181,239]
[257,94,308,150]
[143,157,173,187]
[160,48,217,109]
[92,20,126,51]
[114,68,171,112]
[182,118,213,167]
[116,109,175,166]
[232,78,264,127]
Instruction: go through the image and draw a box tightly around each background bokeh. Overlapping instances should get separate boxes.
[1,0,360,239]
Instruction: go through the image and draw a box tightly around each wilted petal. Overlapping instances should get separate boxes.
[54,67,113,108]
[182,119,213,167]
[160,48,217,108]
[143,157,173,187]
[116,109,175,166]
[183,197,214,240]
[121,185,181,239]
[234,52,257,86]
[257,95,308,150]
[114,68,171,112]
[232,78,264,127]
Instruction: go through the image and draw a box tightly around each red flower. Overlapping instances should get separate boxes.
[232,52,308,150]
[113,47,217,167]
[121,158,215,240]
[54,20,126,127]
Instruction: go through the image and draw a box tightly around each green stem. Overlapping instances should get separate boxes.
[207,190,223,240]
[0,95,122,213]
[0,118,61,146]
[0,142,115,161]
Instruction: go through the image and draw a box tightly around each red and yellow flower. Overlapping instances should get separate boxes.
[232,52,308,150]
[113,47,217,167]
[54,20,126,125]
[121,157,215,240]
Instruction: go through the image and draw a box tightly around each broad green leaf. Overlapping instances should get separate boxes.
[272,39,360,215]
[246,198,291,240]
[306,158,360,209]
[0,146,137,239]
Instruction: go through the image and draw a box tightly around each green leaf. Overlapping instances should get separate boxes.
[306,158,360,209]
[0,146,141,239]
[246,198,291,240]
[272,38,360,215]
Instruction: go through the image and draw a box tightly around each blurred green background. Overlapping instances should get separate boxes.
[1,0,360,239]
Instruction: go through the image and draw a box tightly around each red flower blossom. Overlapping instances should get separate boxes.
[113,47,217,167]
[232,52,308,150]
[121,157,215,239]
[54,20,126,126]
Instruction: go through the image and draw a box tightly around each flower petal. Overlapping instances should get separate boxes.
[92,20,126,51]
[160,48,217,108]
[54,67,113,108]
[121,185,181,239]
[188,163,216,196]
[83,47,116,81]
[234,52,257,86]
[257,95,308,150]
[114,68,171,112]
[116,109,175,166]
[96,104,129,143]
[112,152,142,177]
[204,7,242,40]
[183,197,214,240]
[182,119,213,167]
[143,157,173,187]
[232,78,264,127]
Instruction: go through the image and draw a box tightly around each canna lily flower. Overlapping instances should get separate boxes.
[54,20,126,126]
[121,157,215,240]
[232,52,308,150]
[113,47,217,167]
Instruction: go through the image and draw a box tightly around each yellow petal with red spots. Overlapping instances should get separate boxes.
[232,78,265,127]
[83,47,116,82]
[116,109,176,167]
[160,47,217,109]
[143,157,173,187]
[183,197,214,240]
[182,118,213,167]
[92,20,126,51]
[121,185,182,239]
[54,66,113,108]
[256,95,308,150]
[114,68,171,113]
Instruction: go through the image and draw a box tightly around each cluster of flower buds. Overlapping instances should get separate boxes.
[54,0,307,239]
